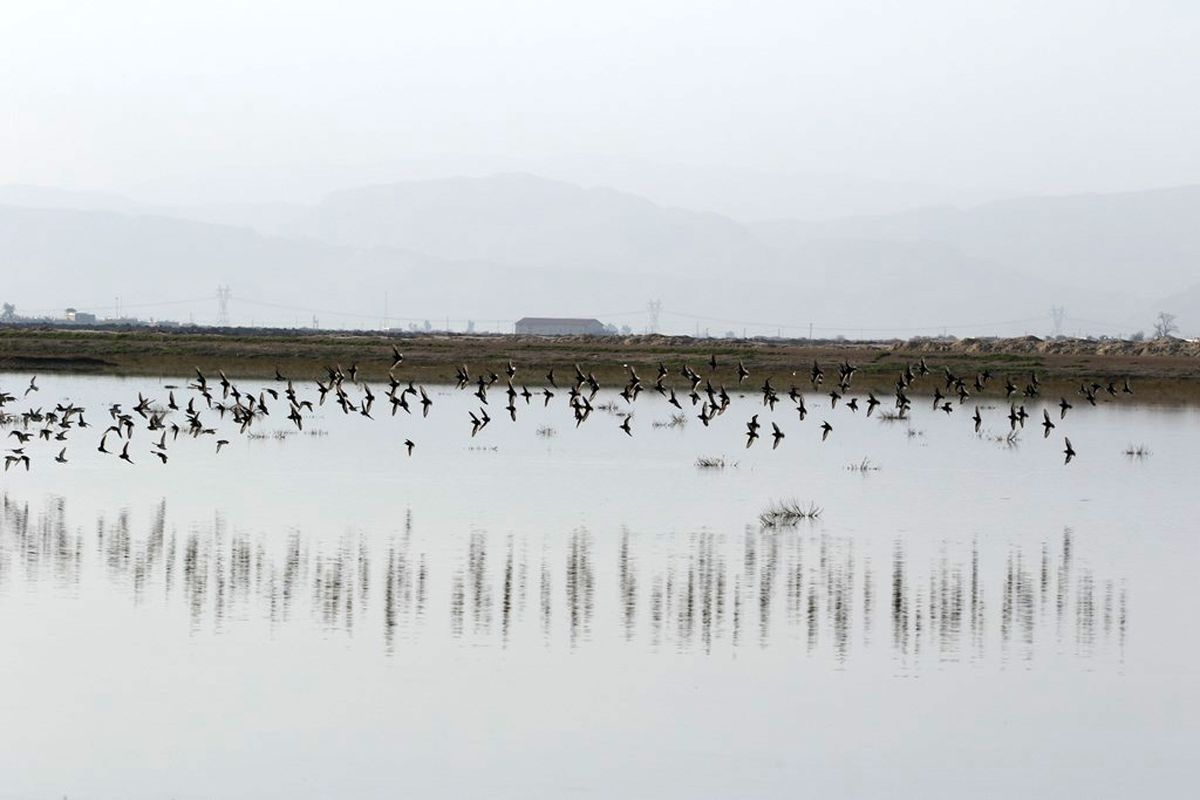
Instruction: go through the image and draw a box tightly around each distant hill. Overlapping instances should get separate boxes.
[282,173,775,279]
[754,185,1200,301]
[4,176,1195,336]
[0,185,144,214]
[0,205,448,325]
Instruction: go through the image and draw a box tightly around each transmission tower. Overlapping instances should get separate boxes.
[1050,305,1066,338]
[647,299,662,334]
[216,285,232,327]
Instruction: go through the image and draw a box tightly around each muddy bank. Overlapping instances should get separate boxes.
[1,326,1197,400]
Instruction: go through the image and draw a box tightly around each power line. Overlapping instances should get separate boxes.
[659,309,1051,334]
[216,286,231,326]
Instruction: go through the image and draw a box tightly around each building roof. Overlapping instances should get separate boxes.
[516,317,603,325]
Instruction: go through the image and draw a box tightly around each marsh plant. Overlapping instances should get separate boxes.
[653,413,688,429]
[1124,443,1152,458]
[695,455,735,469]
[983,430,1022,448]
[759,500,823,528]
[246,429,296,441]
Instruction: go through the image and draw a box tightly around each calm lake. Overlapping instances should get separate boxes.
[1,372,1197,799]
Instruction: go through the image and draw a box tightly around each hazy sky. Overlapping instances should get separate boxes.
[3,0,1199,203]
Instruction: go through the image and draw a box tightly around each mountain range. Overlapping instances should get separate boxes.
[1,175,1196,337]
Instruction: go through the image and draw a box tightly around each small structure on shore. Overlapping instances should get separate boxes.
[515,317,605,336]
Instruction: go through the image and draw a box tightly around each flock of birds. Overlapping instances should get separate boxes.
[0,345,1138,472]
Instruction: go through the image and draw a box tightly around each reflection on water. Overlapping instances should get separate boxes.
[0,492,1125,670]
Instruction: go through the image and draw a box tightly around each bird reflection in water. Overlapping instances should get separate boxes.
[0,493,1127,671]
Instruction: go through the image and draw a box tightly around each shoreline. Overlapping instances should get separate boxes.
[2,325,1199,401]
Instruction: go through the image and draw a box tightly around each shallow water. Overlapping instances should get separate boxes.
[1,372,1197,799]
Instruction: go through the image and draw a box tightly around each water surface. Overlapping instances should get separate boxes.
[1,373,1196,798]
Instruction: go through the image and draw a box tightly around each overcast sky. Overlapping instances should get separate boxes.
[3,0,1198,204]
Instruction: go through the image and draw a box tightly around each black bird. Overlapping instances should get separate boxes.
[1042,409,1055,438]
[119,442,133,464]
[810,361,824,387]
[820,421,833,441]
[55,448,68,464]
[1059,397,1072,419]
[153,451,168,464]
[620,415,632,437]
[391,346,404,369]
[4,454,30,471]
[405,439,415,456]
[216,439,230,453]
[736,361,750,383]
[25,375,38,396]
[747,414,761,434]
[972,406,982,433]
[1063,437,1076,464]
[771,422,784,450]
[866,393,880,417]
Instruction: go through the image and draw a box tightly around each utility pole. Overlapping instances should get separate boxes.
[216,285,231,327]
[1050,306,1066,338]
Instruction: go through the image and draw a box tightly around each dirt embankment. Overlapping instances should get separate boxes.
[1,326,1197,400]
[902,335,1200,358]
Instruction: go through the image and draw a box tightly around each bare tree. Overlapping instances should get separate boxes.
[0,302,15,321]
[1153,312,1179,339]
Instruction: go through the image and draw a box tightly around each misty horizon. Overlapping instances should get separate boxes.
[3,1,1199,337]
[5,1,1200,202]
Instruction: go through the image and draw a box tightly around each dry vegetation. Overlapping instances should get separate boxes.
[1,326,1198,401]
[759,500,823,528]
